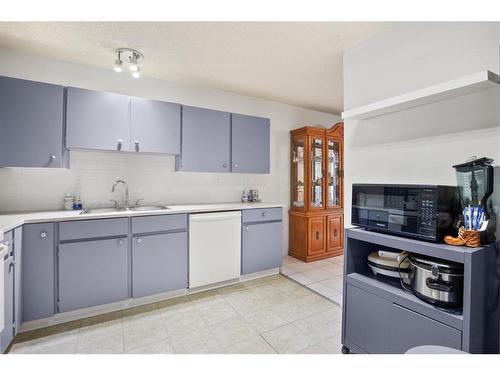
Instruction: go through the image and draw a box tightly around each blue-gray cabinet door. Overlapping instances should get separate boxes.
[22,223,55,322]
[130,97,181,154]
[231,113,270,174]
[13,226,22,333]
[1,256,14,353]
[388,303,462,353]
[58,238,128,313]
[66,87,131,152]
[344,284,392,353]
[177,106,230,172]
[241,221,283,275]
[132,232,188,298]
[0,76,65,168]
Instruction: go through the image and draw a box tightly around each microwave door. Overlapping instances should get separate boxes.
[388,213,418,234]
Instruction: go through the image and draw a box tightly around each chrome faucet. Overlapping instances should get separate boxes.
[111,180,129,208]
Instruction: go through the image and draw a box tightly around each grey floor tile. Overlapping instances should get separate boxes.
[225,335,276,354]
[261,323,316,354]
[208,316,257,348]
[170,327,221,354]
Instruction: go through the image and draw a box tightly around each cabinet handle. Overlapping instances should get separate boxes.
[40,231,47,238]
[333,229,338,237]
[9,261,15,271]
[234,163,239,168]
[117,239,124,246]
[315,231,320,240]
[117,139,123,151]
[245,226,250,231]
[136,238,142,244]
[222,162,228,168]
[134,141,140,152]
[262,212,267,217]
[50,154,57,160]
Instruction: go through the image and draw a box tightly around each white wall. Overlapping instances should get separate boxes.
[0,48,340,253]
[343,22,500,239]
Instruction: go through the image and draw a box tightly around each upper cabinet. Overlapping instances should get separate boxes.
[176,106,231,173]
[66,88,181,155]
[176,108,271,174]
[231,114,270,173]
[66,87,131,152]
[130,97,181,154]
[0,76,66,168]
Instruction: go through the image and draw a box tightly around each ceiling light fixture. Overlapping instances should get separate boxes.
[113,48,144,78]
[132,67,141,79]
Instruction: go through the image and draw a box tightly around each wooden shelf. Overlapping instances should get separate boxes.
[346,272,463,330]
[341,70,500,120]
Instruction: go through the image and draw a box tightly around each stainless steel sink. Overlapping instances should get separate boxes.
[80,207,125,215]
[80,205,170,215]
[128,205,170,211]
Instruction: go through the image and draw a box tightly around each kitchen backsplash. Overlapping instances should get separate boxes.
[0,150,273,212]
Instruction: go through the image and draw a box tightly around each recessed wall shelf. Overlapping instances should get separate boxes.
[341,70,500,120]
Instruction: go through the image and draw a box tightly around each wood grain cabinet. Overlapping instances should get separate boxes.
[288,123,344,262]
[0,76,66,168]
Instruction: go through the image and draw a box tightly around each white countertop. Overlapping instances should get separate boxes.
[0,202,283,239]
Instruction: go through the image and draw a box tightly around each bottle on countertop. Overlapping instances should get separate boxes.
[241,189,249,203]
[63,193,74,211]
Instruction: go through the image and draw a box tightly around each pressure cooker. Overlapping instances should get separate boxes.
[409,254,464,308]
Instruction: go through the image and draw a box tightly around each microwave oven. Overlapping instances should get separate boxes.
[352,184,459,241]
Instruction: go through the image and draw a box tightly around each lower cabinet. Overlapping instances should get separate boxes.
[344,284,462,353]
[1,255,14,353]
[132,232,188,298]
[23,223,55,322]
[58,238,128,313]
[327,215,343,253]
[241,221,283,275]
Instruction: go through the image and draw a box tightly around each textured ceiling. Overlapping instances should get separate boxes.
[0,22,386,114]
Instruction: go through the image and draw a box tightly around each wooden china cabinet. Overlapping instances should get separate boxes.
[289,123,344,262]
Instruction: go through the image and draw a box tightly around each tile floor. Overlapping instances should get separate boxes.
[280,255,344,306]
[9,274,343,354]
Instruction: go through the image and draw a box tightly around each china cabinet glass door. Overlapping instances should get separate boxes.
[327,138,341,208]
[310,137,324,209]
[291,136,305,209]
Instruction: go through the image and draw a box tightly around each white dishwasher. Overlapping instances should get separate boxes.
[189,211,241,289]
[0,243,8,334]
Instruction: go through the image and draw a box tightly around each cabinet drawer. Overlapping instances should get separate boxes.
[59,218,128,241]
[132,214,187,234]
[389,304,462,353]
[242,207,282,223]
